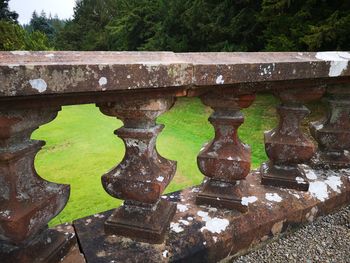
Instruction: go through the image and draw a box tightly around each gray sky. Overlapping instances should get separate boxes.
[9,0,76,24]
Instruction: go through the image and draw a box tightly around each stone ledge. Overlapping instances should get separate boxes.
[72,168,350,263]
[1,51,350,98]
[56,223,85,263]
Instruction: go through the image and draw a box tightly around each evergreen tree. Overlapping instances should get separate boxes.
[0,0,18,23]
[107,0,161,51]
[259,0,350,51]
[0,2,51,51]
[29,10,55,38]
[0,20,51,50]
[28,0,350,51]
[56,0,118,50]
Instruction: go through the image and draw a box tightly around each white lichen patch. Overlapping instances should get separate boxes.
[259,64,275,76]
[187,216,194,221]
[156,176,164,182]
[125,139,138,147]
[305,170,318,180]
[300,164,318,180]
[96,250,107,257]
[241,196,258,206]
[177,204,188,212]
[339,169,350,176]
[11,51,30,55]
[8,64,20,68]
[197,210,230,234]
[45,53,55,58]
[291,193,300,199]
[93,214,105,219]
[85,218,92,225]
[315,51,350,77]
[216,75,224,84]
[296,177,306,184]
[200,217,229,234]
[265,193,282,203]
[170,222,184,233]
[309,181,328,201]
[0,210,11,218]
[325,176,342,193]
[213,236,218,242]
[98,77,108,86]
[208,207,218,213]
[162,250,169,258]
[197,211,210,221]
[29,79,47,93]
[178,219,190,226]
[191,188,199,193]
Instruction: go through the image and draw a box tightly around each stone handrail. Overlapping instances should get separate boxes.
[0,51,350,263]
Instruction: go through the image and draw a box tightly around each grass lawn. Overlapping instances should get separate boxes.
[32,94,323,226]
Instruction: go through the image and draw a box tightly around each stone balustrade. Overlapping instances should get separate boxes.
[0,51,350,263]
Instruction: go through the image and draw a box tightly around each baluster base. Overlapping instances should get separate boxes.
[310,151,350,169]
[196,179,248,212]
[260,162,309,191]
[104,199,176,244]
[0,229,75,263]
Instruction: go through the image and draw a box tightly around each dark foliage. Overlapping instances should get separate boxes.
[0,0,18,22]
[0,1,51,50]
[2,0,350,51]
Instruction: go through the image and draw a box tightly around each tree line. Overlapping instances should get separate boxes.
[1,0,350,51]
[0,0,64,50]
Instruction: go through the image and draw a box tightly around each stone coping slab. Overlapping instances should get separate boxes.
[72,167,350,263]
[1,51,350,98]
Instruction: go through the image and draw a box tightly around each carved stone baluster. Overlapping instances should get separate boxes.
[97,96,177,244]
[0,108,74,263]
[196,90,255,212]
[261,87,325,191]
[310,85,350,168]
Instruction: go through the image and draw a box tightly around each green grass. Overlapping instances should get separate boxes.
[33,94,280,226]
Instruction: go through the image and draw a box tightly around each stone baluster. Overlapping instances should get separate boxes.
[97,96,177,244]
[310,85,350,168]
[196,90,256,212]
[261,87,325,191]
[0,107,74,263]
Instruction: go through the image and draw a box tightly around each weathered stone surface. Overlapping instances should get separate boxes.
[261,87,325,191]
[56,224,85,263]
[73,168,350,263]
[0,52,192,97]
[61,245,86,263]
[1,51,350,262]
[97,96,177,243]
[0,52,349,100]
[311,84,350,168]
[196,90,255,212]
[0,108,75,262]
[181,52,350,86]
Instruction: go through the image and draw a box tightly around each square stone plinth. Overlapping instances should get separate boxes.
[104,199,176,244]
[73,169,350,263]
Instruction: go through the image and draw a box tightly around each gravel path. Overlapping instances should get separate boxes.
[233,205,350,263]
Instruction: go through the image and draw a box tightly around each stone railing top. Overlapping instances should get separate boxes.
[0,51,350,98]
